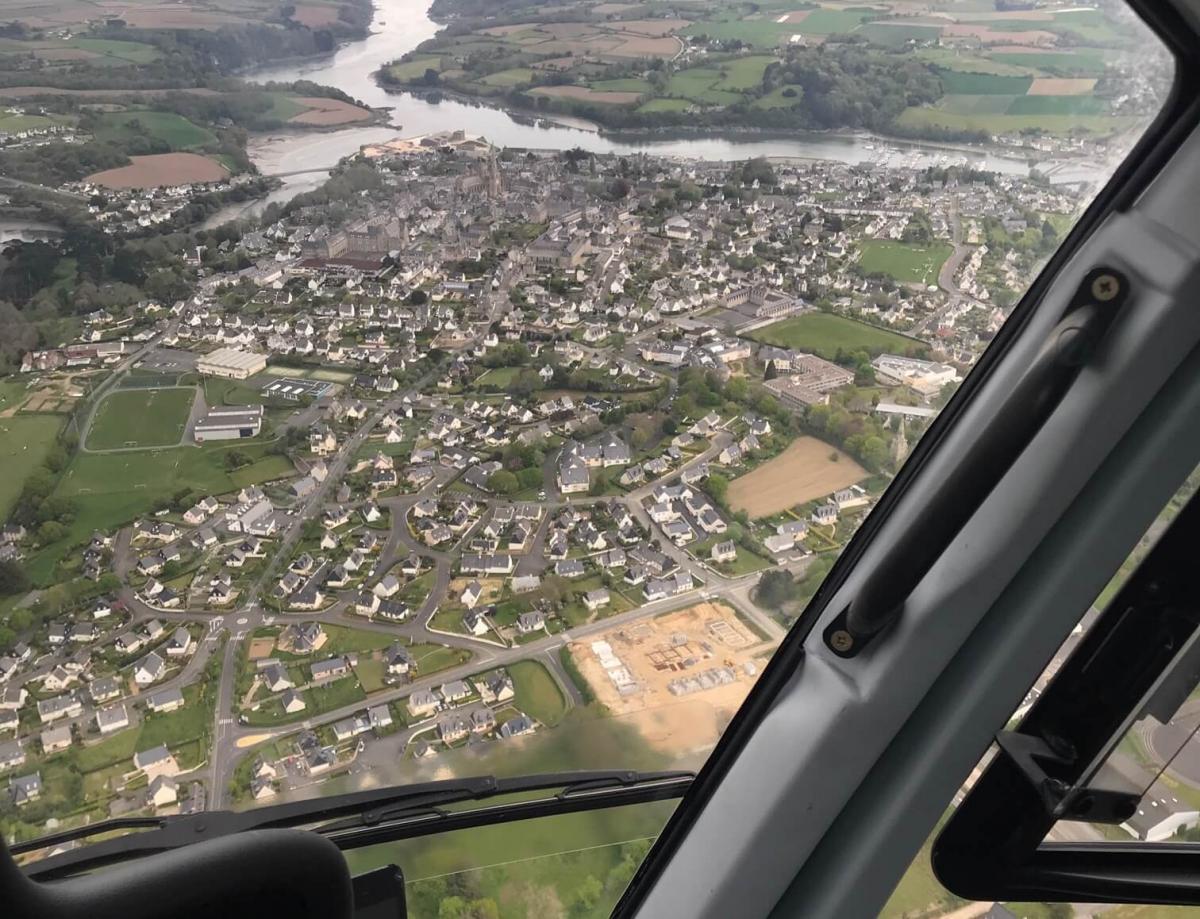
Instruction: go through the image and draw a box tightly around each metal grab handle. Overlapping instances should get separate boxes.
[827,269,1129,657]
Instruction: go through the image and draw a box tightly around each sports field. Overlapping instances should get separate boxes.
[86,387,195,450]
[728,437,866,518]
[745,312,926,360]
[858,240,953,286]
[0,413,63,520]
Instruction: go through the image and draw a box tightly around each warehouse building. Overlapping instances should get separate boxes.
[196,348,267,380]
[194,405,264,442]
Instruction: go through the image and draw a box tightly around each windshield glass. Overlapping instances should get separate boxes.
[0,0,1172,911]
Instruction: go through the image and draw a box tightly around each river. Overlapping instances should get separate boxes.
[206,0,1095,225]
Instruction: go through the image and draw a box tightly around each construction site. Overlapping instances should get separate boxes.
[568,602,773,756]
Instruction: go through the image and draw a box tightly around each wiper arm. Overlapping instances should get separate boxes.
[18,770,693,881]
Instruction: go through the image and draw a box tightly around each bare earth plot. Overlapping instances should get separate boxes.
[288,97,373,126]
[86,152,229,189]
[728,436,867,518]
[1028,78,1097,95]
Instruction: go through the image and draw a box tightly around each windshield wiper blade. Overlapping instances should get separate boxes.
[18,770,693,881]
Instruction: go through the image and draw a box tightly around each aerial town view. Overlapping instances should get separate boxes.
[0,0,1180,915]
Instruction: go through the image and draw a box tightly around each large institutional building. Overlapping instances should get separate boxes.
[196,348,267,380]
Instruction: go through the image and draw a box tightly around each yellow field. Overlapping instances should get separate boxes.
[727,436,866,518]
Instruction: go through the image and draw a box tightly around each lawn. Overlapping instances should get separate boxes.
[411,643,472,676]
[473,366,521,389]
[509,660,567,727]
[203,377,264,407]
[319,624,397,656]
[713,544,772,576]
[858,240,953,285]
[0,413,63,521]
[307,675,367,714]
[745,312,926,360]
[353,657,386,693]
[86,387,195,450]
[139,684,212,749]
[93,111,217,151]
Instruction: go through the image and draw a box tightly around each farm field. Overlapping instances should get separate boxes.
[380,0,1135,138]
[93,111,217,150]
[286,96,373,126]
[745,312,926,360]
[85,152,230,189]
[86,387,195,450]
[0,413,63,521]
[727,437,867,518]
[858,240,953,285]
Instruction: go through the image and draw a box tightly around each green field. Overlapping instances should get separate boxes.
[480,67,536,87]
[86,387,195,450]
[937,94,1019,115]
[0,112,68,132]
[664,68,743,107]
[588,77,653,93]
[935,69,1032,95]
[989,50,1107,77]
[747,312,926,360]
[638,97,691,113]
[917,48,1036,76]
[858,240,953,285]
[510,660,567,727]
[751,85,803,109]
[1007,94,1108,115]
[26,441,293,584]
[70,38,160,64]
[714,55,776,90]
[94,111,217,151]
[0,413,63,521]
[681,19,795,49]
[385,57,443,82]
[258,92,308,121]
[896,105,1128,135]
[797,9,869,34]
[855,22,942,47]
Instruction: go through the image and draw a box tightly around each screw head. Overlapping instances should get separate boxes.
[830,630,854,653]
[1091,273,1120,302]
